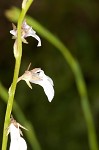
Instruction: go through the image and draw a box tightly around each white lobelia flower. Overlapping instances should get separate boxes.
[10,20,41,47]
[7,116,28,150]
[17,65,54,102]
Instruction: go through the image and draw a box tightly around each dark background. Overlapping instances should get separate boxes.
[0,0,99,149]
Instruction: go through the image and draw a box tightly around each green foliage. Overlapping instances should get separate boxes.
[0,0,99,150]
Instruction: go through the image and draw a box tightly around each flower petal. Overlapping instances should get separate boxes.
[30,34,41,47]
[9,124,27,150]
[39,76,54,102]
[30,69,54,102]
[10,137,27,150]
[8,117,27,150]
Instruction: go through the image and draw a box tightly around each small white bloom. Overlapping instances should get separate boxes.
[30,68,54,102]
[10,20,41,47]
[7,117,28,150]
[17,66,54,102]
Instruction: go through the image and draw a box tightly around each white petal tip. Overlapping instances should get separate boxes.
[37,41,41,47]
[35,36,41,47]
[48,98,53,102]
[43,82,54,102]
[47,93,54,102]
[37,44,41,47]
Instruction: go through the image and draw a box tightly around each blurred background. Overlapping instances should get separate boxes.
[0,0,99,149]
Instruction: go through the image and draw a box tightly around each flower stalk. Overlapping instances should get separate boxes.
[1,0,33,150]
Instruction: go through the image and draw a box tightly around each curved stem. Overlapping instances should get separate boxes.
[28,17,99,150]
[27,17,99,150]
[1,1,33,150]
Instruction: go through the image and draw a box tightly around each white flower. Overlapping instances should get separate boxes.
[30,68,54,102]
[17,66,54,102]
[7,117,27,150]
[10,20,41,47]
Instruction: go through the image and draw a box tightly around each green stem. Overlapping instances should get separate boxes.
[0,82,41,150]
[1,1,33,150]
[5,8,99,150]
